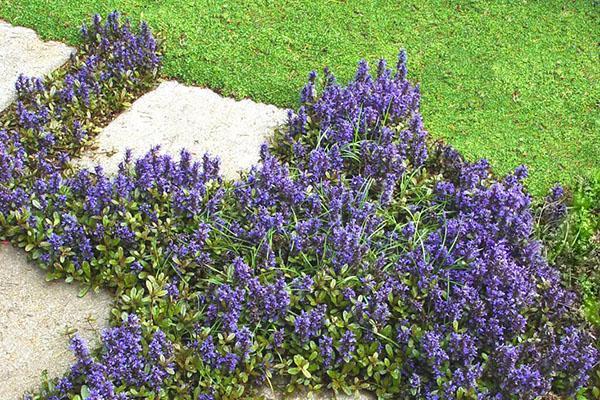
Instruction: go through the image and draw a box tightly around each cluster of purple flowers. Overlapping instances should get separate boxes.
[7,37,597,399]
[223,53,596,397]
[274,50,427,204]
[16,12,158,140]
[80,13,160,82]
[46,315,173,399]
[1,12,160,218]
[337,330,357,362]
[294,305,327,343]
[3,147,223,285]
[539,184,568,228]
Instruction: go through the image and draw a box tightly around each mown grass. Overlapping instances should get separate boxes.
[0,0,597,195]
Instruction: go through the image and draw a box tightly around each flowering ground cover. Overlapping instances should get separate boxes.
[0,1,598,196]
[536,175,600,330]
[0,12,598,400]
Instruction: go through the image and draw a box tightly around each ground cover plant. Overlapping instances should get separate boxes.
[536,174,600,328]
[0,10,160,214]
[0,12,598,400]
[0,1,598,196]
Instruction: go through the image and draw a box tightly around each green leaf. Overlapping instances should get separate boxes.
[301,366,312,379]
[78,286,89,298]
[80,385,90,399]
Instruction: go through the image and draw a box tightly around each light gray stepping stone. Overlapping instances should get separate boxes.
[0,243,112,399]
[0,20,73,112]
[78,80,289,179]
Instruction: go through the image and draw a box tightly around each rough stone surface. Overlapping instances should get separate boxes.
[0,244,112,399]
[0,20,73,112]
[78,80,289,179]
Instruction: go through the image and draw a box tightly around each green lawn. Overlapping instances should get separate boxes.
[1,0,597,196]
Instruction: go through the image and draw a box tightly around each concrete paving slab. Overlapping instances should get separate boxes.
[0,243,112,399]
[0,20,73,112]
[77,80,289,179]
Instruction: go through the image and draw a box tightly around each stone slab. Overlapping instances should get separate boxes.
[0,243,112,399]
[0,20,73,112]
[77,80,289,179]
